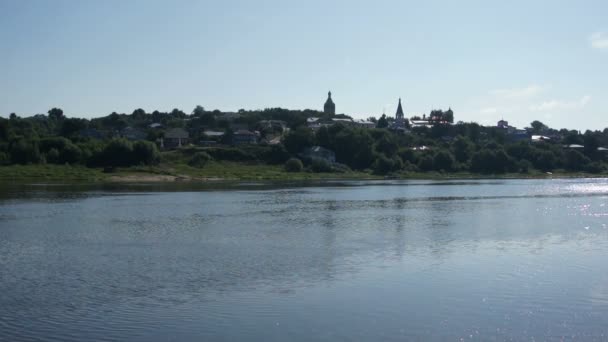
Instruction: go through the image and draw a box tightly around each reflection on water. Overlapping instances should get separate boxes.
[1,179,608,341]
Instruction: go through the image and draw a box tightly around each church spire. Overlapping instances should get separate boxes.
[395,98,404,120]
[324,90,336,115]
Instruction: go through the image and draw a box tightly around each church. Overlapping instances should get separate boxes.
[390,98,408,132]
[324,91,335,115]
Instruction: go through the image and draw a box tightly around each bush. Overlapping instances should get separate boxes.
[189,152,213,168]
[417,155,434,172]
[284,158,303,172]
[204,147,255,161]
[586,162,605,173]
[310,158,332,173]
[0,151,9,165]
[373,154,395,175]
[433,150,454,171]
[565,150,590,171]
[10,139,41,164]
[133,141,160,165]
[97,139,133,167]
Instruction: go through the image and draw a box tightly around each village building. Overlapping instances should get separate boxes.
[232,130,258,145]
[162,128,189,149]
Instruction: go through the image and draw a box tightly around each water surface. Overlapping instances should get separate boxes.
[1,179,608,341]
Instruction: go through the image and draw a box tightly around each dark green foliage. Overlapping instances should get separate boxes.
[283,127,314,154]
[48,108,64,121]
[565,150,590,171]
[310,157,332,173]
[10,139,41,164]
[452,136,474,163]
[331,128,374,170]
[375,134,399,157]
[530,120,547,133]
[189,152,213,168]
[284,158,303,172]
[372,154,403,175]
[262,145,290,164]
[204,147,255,161]
[433,150,455,171]
[0,151,9,165]
[417,155,434,172]
[133,141,160,165]
[398,148,418,165]
[60,118,88,138]
[377,114,388,128]
[97,139,134,167]
[531,150,557,171]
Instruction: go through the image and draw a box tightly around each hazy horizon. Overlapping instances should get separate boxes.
[1,0,607,131]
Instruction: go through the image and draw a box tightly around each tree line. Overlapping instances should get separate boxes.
[1,106,608,175]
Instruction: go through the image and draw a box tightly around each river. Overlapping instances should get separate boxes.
[1,179,608,341]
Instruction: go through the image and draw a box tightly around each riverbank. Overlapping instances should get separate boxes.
[0,162,606,183]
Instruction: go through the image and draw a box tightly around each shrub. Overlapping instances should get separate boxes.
[310,158,332,173]
[133,141,160,165]
[433,150,454,171]
[97,139,134,167]
[10,139,41,164]
[284,158,303,172]
[204,147,255,161]
[0,151,9,165]
[189,152,213,168]
[373,154,395,175]
[417,155,434,172]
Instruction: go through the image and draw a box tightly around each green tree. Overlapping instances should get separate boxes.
[284,158,303,172]
[133,141,160,165]
[530,120,547,134]
[433,150,455,171]
[189,152,213,168]
[452,135,474,163]
[376,114,388,128]
[192,105,206,117]
[283,126,315,154]
[48,108,64,121]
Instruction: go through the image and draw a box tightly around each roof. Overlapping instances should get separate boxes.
[234,130,255,136]
[531,135,550,141]
[165,128,189,139]
[203,130,225,137]
[396,98,404,117]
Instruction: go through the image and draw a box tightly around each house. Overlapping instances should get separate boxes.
[232,130,258,145]
[120,127,147,141]
[163,128,189,149]
[149,123,163,129]
[497,120,509,129]
[299,146,336,163]
[354,119,376,129]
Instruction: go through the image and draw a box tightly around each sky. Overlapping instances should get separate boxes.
[0,0,607,130]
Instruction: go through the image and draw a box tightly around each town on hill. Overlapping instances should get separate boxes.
[1,91,608,179]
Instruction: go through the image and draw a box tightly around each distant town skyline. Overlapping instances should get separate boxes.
[1,0,607,131]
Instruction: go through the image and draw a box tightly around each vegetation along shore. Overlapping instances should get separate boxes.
[2,94,608,182]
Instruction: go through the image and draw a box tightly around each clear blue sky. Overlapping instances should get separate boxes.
[1,0,607,130]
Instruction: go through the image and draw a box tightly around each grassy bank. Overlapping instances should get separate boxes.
[0,161,605,183]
